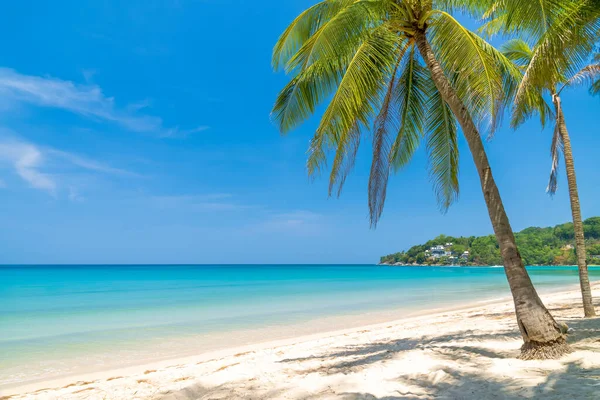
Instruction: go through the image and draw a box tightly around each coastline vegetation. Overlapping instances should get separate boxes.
[380,217,600,266]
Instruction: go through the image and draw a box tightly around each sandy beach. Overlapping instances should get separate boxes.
[3,282,599,400]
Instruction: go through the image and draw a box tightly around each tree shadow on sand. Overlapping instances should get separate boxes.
[156,314,599,400]
[277,328,517,376]
[338,360,600,399]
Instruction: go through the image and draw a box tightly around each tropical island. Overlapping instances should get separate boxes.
[380,217,600,266]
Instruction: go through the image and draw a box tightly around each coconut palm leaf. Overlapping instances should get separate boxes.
[500,39,533,68]
[428,11,521,134]
[562,63,600,90]
[272,0,355,71]
[388,45,429,172]
[272,59,345,133]
[426,88,459,211]
[366,46,406,224]
[285,0,389,74]
[308,25,401,184]
[547,123,563,195]
[368,43,426,226]
[500,39,553,128]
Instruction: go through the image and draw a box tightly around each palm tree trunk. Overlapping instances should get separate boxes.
[414,31,569,359]
[552,94,596,317]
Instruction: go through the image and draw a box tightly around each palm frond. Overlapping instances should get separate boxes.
[509,82,553,129]
[309,25,401,182]
[429,11,519,134]
[272,0,354,71]
[563,63,600,90]
[272,59,346,134]
[367,42,414,227]
[285,0,389,74]
[500,39,533,68]
[388,45,429,172]
[426,88,459,211]
[499,39,553,129]
[367,55,402,225]
[547,122,564,195]
[433,0,493,18]
[477,14,507,40]
[492,0,583,41]
[328,123,361,196]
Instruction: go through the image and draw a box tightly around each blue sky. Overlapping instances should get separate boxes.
[0,0,599,264]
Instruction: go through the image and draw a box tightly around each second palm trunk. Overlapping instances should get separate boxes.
[553,94,596,317]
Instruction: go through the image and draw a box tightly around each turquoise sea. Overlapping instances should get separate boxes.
[1,264,599,389]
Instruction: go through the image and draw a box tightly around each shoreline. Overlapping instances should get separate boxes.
[3,281,599,399]
[1,292,516,394]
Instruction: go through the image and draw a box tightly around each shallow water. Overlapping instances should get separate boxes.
[1,264,599,388]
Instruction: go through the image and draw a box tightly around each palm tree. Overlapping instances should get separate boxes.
[271,0,568,358]
[502,39,599,317]
[489,0,600,317]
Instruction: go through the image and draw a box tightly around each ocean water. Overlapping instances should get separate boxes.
[1,264,599,389]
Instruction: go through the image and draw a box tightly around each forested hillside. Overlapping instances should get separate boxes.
[380,217,600,266]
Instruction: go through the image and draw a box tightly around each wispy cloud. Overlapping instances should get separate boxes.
[0,68,207,136]
[81,68,97,83]
[148,193,251,212]
[159,125,210,139]
[68,186,85,202]
[270,210,322,226]
[0,135,137,198]
[47,149,138,177]
[247,210,325,235]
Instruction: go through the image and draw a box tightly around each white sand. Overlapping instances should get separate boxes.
[3,282,599,400]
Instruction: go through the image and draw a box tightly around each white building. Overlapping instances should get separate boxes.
[430,245,447,259]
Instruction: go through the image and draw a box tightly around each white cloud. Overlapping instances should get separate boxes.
[0,68,207,135]
[0,141,57,193]
[0,135,137,197]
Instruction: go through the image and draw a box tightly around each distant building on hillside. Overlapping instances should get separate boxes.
[430,245,446,259]
[428,244,455,259]
[460,251,469,260]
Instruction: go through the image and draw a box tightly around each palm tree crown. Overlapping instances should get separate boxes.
[271,0,520,226]
[482,0,600,125]
[501,38,600,192]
